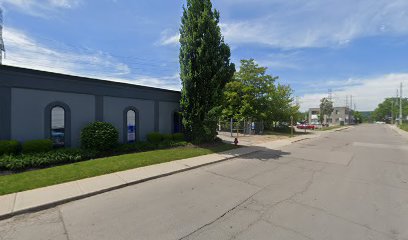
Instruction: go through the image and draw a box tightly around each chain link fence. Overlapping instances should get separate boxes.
[218,119,265,137]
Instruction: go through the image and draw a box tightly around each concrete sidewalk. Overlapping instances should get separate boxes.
[389,124,408,139]
[0,128,343,220]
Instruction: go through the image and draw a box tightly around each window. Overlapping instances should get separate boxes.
[51,106,65,147]
[127,110,136,143]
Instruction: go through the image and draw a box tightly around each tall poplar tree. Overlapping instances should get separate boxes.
[179,0,235,143]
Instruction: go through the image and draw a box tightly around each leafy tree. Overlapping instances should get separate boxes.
[179,0,235,143]
[353,111,363,124]
[223,59,276,122]
[268,83,297,123]
[223,59,297,130]
[319,97,334,123]
[372,98,408,122]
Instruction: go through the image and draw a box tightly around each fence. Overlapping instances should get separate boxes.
[218,119,265,137]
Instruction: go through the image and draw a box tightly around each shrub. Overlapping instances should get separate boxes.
[0,140,21,155]
[162,134,173,141]
[172,133,185,142]
[147,132,163,145]
[81,122,119,151]
[134,141,156,152]
[22,139,53,154]
[0,148,99,171]
[158,139,173,149]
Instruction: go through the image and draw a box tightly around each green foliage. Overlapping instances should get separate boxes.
[372,98,408,122]
[22,139,53,154]
[115,141,157,154]
[80,122,119,151]
[400,123,408,132]
[147,132,163,145]
[172,133,185,142]
[0,143,236,195]
[179,0,235,143]
[320,98,334,123]
[162,134,173,141]
[0,140,21,155]
[353,111,364,123]
[0,149,98,171]
[223,59,296,126]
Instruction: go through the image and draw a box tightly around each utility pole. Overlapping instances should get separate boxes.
[350,95,353,124]
[328,89,332,101]
[392,100,394,125]
[346,95,349,124]
[0,7,5,65]
[400,83,403,125]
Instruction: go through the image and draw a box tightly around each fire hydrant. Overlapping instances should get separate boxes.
[234,138,239,146]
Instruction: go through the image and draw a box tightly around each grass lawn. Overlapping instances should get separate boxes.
[0,144,236,196]
[400,123,408,132]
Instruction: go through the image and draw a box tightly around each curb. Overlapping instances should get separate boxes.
[388,124,408,140]
[0,149,260,221]
[0,132,333,220]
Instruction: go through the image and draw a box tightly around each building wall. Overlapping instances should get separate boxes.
[11,88,95,147]
[308,107,354,125]
[103,96,155,142]
[159,101,180,134]
[0,65,181,147]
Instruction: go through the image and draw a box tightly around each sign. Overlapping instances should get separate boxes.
[128,125,135,142]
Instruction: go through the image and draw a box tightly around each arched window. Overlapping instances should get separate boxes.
[51,106,65,147]
[126,109,136,143]
[123,107,139,143]
[45,102,71,147]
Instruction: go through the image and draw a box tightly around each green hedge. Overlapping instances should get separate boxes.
[0,131,188,172]
[22,139,53,154]
[0,149,98,171]
[172,133,185,141]
[147,132,163,145]
[0,140,21,155]
[81,122,119,151]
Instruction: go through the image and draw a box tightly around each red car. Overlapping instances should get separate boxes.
[296,123,316,130]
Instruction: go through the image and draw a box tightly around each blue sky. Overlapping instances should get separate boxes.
[1,0,408,111]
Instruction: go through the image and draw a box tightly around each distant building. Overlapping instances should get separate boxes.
[0,65,182,147]
[308,107,354,125]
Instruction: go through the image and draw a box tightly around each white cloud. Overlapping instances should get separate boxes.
[0,0,81,17]
[218,0,408,49]
[299,73,408,111]
[3,27,130,77]
[157,29,180,46]
[2,27,181,91]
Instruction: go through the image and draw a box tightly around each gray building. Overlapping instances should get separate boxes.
[0,65,182,147]
[308,106,354,125]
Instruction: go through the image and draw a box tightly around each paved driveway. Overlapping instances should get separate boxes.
[1,124,408,240]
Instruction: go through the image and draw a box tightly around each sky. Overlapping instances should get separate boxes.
[0,0,408,111]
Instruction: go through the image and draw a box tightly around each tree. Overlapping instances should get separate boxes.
[223,59,276,122]
[372,97,408,122]
[179,0,235,143]
[222,59,297,131]
[320,97,334,124]
[268,83,297,124]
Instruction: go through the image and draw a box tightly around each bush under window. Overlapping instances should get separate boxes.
[80,122,119,151]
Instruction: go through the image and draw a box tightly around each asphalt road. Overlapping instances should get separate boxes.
[1,124,408,240]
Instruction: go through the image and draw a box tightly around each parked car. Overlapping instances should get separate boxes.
[296,123,316,130]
